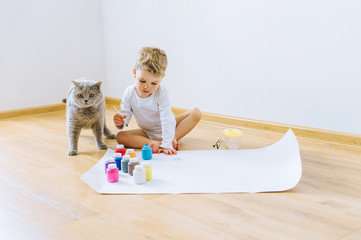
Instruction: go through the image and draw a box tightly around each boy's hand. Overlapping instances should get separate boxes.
[113,113,127,128]
[158,147,177,155]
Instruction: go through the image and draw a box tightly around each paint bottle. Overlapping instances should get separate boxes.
[223,129,243,149]
[114,153,122,170]
[128,158,139,176]
[143,162,152,181]
[133,165,146,184]
[121,155,130,173]
[115,144,126,156]
[141,144,152,160]
[106,164,119,183]
[105,157,116,174]
[126,149,136,158]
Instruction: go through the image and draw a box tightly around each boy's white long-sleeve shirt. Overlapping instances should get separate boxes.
[119,84,176,149]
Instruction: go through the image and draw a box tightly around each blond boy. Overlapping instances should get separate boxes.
[114,47,201,155]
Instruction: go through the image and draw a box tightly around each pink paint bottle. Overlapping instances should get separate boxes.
[106,163,119,183]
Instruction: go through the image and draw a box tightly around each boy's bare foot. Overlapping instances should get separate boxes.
[149,141,161,153]
[173,139,180,151]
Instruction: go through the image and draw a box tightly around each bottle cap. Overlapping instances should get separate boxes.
[126,149,135,153]
[143,162,151,168]
[135,165,144,171]
[222,128,243,137]
[114,153,122,158]
[143,144,151,148]
[116,144,124,149]
[123,155,131,160]
[107,163,117,169]
[129,158,138,163]
[106,157,115,163]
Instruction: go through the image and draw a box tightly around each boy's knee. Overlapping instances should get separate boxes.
[116,131,127,143]
[191,108,202,122]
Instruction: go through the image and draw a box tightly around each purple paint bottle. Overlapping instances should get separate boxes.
[105,157,116,173]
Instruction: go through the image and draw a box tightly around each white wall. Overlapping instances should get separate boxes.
[102,0,361,135]
[0,0,105,111]
[1,0,360,135]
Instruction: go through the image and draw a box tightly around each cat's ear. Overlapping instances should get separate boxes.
[94,81,102,89]
[72,80,80,87]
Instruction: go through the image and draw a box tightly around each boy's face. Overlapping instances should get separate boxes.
[133,68,164,98]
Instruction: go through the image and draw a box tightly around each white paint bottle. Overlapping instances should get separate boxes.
[133,165,146,185]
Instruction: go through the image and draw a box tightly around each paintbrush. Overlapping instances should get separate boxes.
[213,138,221,148]
[113,106,128,127]
[216,138,223,149]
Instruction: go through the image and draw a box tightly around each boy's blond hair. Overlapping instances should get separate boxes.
[135,47,168,77]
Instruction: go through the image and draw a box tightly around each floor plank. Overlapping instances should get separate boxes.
[0,106,360,239]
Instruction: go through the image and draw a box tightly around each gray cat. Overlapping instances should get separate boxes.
[65,78,115,156]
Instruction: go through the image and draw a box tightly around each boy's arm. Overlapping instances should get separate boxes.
[116,87,133,129]
[119,101,132,127]
[158,88,176,150]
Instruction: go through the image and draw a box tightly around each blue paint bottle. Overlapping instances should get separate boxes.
[114,153,122,170]
[142,144,152,160]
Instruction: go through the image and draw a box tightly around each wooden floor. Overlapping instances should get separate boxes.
[0,105,361,240]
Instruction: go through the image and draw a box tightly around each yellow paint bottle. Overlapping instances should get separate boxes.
[143,162,152,181]
[223,129,243,149]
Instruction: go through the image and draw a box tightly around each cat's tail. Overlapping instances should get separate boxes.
[62,98,67,103]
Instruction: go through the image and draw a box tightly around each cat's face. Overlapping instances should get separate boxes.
[71,78,103,108]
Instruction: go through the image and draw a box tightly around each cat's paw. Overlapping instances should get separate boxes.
[104,130,116,139]
[68,149,78,156]
[106,133,116,139]
[98,143,108,150]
